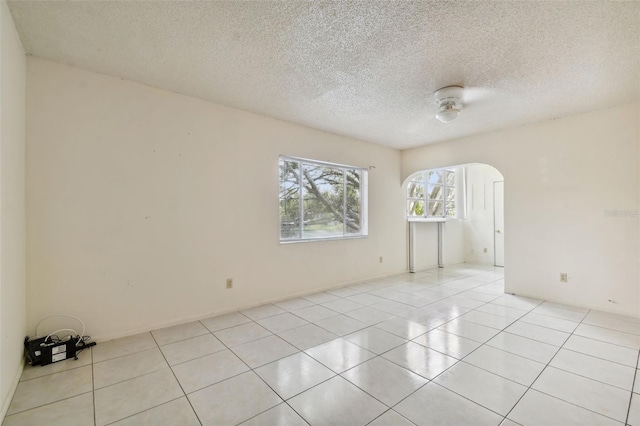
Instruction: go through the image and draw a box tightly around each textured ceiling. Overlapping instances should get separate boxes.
[7,1,640,149]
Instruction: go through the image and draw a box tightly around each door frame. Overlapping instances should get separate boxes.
[493,180,504,267]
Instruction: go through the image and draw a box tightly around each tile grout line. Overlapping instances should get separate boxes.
[624,350,640,425]
[305,270,510,420]
[3,353,97,418]
[30,266,640,426]
[207,328,304,426]
[403,288,535,359]
[538,349,637,392]
[1,270,435,414]
[2,391,95,420]
[92,359,173,392]
[558,346,638,370]
[191,315,312,425]
[17,354,92,383]
[4,267,498,423]
[101,396,189,426]
[464,302,639,364]
[214,271,492,425]
[149,332,204,426]
[488,320,572,421]
[239,375,314,426]
[518,373,630,424]
[217,322,313,426]
[91,342,158,366]
[408,287,638,420]
[494,328,569,350]
[564,330,640,352]
[334,353,412,403]
[499,306,629,424]
[575,321,640,338]
[364,408,416,426]
[377,294,540,422]
[466,340,636,393]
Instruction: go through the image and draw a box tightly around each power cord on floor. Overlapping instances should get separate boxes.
[25,314,95,365]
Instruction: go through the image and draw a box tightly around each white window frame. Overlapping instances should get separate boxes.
[407,167,464,220]
[279,156,368,243]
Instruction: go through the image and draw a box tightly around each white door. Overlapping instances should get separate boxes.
[493,181,504,267]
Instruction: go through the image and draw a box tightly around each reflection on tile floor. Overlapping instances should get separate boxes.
[4,264,640,425]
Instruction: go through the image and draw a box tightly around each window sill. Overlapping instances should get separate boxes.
[280,235,368,244]
[407,217,461,223]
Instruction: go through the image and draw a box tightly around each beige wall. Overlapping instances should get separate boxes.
[0,0,26,419]
[22,52,640,357]
[403,103,640,317]
[26,58,407,341]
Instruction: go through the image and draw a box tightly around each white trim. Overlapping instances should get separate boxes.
[279,156,368,242]
[406,167,463,220]
[409,222,416,272]
[493,180,505,268]
[407,217,447,223]
[280,234,367,244]
[1,359,24,421]
[88,268,408,342]
[438,222,444,268]
[279,155,368,172]
[360,171,369,235]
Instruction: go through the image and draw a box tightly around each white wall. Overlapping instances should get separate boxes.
[444,220,465,265]
[411,223,438,270]
[403,103,640,317]
[0,1,26,419]
[463,164,504,265]
[26,58,407,341]
[410,220,464,271]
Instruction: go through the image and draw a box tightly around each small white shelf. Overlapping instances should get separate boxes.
[407,217,447,223]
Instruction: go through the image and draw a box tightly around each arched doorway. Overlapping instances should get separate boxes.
[403,163,505,272]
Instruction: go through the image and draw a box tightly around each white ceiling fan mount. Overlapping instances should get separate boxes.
[434,86,464,123]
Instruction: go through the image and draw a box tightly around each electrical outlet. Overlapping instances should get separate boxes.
[560,273,568,283]
[379,256,383,263]
[483,248,488,253]
[226,278,233,289]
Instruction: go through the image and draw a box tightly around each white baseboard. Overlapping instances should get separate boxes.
[1,358,24,422]
[92,269,409,342]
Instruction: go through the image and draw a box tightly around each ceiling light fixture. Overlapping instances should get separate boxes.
[434,86,464,123]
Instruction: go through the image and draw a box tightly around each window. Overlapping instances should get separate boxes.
[407,168,457,218]
[279,156,368,242]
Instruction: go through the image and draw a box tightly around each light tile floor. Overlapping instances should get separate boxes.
[4,264,640,425]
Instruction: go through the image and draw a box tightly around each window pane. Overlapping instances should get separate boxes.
[279,157,366,242]
[279,159,300,239]
[407,181,425,198]
[408,200,425,217]
[345,170,361,234]
[446,187,456,202]
[411,173,425,182]
[445,170,455,186]
[446,202,456,217]
[302,165,345,239]
[427,201,443,216]
[427,184,443,200]
[427,170,444,185]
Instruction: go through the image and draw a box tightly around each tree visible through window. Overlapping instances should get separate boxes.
[280,157,368,241]
[407,169,456,218]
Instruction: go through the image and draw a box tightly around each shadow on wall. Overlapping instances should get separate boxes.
[403,163,505,271]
